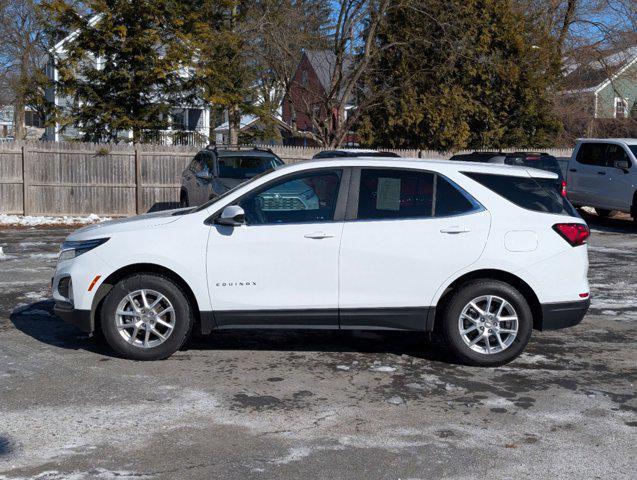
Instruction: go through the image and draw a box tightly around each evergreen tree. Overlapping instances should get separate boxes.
[45,0,192,143]
[358,0,561,150]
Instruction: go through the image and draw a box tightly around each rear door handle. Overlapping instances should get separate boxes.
[569,168,577,172]
[440,226,470,234]
[597,171,606,175]
[304,232,334,239]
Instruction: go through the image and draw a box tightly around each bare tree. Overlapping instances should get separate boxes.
[0,0,47,139]
[258,0,391,147]
[518,0,636,55]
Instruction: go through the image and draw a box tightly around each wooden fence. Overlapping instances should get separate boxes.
[0,141,574,217]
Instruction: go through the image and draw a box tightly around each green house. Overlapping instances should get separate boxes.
[562,46,637,119]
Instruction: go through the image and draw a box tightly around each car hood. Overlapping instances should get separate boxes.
[67,207,189,241]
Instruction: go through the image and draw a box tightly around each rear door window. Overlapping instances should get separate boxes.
[357,169,435,220]
[464,172,577,216]
[576,143,607,166]
[356,169,479,220]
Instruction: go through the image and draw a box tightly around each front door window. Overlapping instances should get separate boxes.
[238,170,342,225]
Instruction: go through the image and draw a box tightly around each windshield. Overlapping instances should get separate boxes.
[189,169,274,213]
[505,155,563,179]
[217,155,283,179]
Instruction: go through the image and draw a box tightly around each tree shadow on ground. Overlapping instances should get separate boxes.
[10,300,456,364]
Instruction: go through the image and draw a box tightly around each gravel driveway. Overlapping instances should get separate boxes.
[0,213,635,479]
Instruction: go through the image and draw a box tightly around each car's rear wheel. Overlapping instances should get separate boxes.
[441,280,532,366]
[100,274,193,360]
[594,208,612,218]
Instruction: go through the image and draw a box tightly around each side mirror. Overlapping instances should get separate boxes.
[614,160,630,172]
[195,169,213,181]
[215,205,245,227]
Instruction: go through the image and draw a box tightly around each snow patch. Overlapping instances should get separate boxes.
[0,213,110,227]
[29,253,59,260]
[0,469,140,480]
[370,365,396,373]
[518,353,550,364]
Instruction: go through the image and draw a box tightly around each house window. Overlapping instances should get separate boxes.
[301,70,308,87]
[170,109,186,130]
[614,97,628,118]
[25,110,43,128]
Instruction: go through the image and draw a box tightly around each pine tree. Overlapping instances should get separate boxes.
[45,0,192,143]
[358,0,561,150]
[183,0,257,145]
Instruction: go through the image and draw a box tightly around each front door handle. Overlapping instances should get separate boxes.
[597,171,606,175]
[440,226,470,234]
[569,168,577,172]
[304,232,334,239]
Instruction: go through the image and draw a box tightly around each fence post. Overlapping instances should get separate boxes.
[21,145,29,215]
[135,148,142,215]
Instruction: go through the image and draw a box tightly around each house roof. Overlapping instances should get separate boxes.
[214,114,290,133]
[561,46,637,94]
[304,50,353,93]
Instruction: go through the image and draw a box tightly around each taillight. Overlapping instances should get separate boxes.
[561,181,567,197]
[553,223,589,246]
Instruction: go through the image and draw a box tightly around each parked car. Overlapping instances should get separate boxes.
[566,138,637,220]
[450,151,567,197]
[180,147,284,206]
[313,149,401,159]
[53,157,589,366]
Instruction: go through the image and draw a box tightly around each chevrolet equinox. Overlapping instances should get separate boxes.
[53,157,590,366]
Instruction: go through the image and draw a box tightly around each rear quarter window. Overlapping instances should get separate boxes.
[463,172,577,216]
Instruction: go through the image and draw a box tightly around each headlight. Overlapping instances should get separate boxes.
[59,238,109,261]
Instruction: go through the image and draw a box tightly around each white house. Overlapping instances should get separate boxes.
[44,15,210,143]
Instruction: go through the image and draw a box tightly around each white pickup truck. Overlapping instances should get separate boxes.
[566,138,637,220]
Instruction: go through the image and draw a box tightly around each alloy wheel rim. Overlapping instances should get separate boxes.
[115,289,175,349]
[458,295,518,355]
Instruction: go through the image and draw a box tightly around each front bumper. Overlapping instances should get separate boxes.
[53,301,92,333]
[539,298,590,330]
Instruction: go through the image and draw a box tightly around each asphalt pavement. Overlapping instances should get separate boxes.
[0,212,635,479]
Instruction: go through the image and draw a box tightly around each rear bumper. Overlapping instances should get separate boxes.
[539,298,590,330]
[53,301,92,333]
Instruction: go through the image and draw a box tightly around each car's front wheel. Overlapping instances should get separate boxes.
[441,280,532,366]
[100,274,194,360]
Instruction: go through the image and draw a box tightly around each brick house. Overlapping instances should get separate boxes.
[281,50,357,146]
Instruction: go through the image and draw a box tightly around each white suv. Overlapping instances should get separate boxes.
[52,158,590,366]
[567,138,637,220]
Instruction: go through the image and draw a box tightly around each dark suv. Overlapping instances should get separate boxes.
[180,147,284,206]
[450,151,567,197]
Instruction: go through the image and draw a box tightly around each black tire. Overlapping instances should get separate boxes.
[594,208,612,218]
[179,190,189,208]
[441,280,532,367]
[100,274,193,360]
